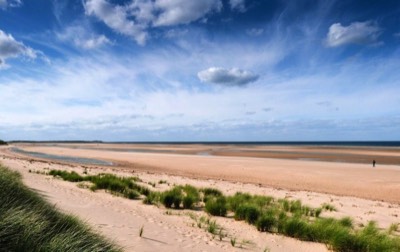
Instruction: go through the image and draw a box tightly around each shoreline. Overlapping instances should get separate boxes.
[3,143,400,203]
[1,144,400,251]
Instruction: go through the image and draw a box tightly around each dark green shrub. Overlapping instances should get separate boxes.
[339,217,353,228]
[256,211,276,232]
[182,185,200,207]
[351,221,400,252]
[173,196,181,209]
[134,185,150,196]
[315,208,322,217]
[183,185,199,198]
[49,170,85,182]
[90,174,130,193]
[228,192,252,212]
[289,200,302,213]
[143,192,160,205]
[283,218,312,240]
[161,187,183,209]
[183,195,195,209]
[201,188,223,202]
[205,196,227,216]
[302,206,311,216]
[161,193,174,208]
[322,203,337,212]
[234,204,260,224]
[252,195,274,208]
[277,211,288,233]
[279,199,290,212]
[123,189,140,199]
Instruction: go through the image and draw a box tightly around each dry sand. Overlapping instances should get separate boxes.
[1,143,400,251]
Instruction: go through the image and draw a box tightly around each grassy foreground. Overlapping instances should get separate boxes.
[49,169,400,252]
[0,166,121,252]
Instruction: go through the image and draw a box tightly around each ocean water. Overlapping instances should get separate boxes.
[106,141,400,147]
[11,148,113,166]
[10,141,400,147]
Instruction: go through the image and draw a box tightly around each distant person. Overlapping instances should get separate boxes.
[372,160,376,167]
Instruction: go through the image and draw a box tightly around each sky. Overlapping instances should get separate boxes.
[0,0,400,141]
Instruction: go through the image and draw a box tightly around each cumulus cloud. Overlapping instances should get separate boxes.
[198,67,259,86]
[84,0,149,45]
[229,0,246,12]
[0,0,22,9]
[0,30,37,67]
[57,25,111,49]
[83,0,222,45]
[153,0,222,26]
[326,21,382,47]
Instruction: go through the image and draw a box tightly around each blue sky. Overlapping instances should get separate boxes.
[0,0,399,141]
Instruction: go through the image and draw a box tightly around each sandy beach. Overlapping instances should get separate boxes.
[7,143,400,203]
[1,143,400,251]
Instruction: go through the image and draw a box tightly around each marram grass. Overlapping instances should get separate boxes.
[49,169,400,252]
[0,166,121,252]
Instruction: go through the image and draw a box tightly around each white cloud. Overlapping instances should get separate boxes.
[1,48,400,140]
[164,28,188,39]
[84,0,148,45]
[83,0,222,45]
[0,30,37,67]
[57,25,111,49]
[153,0,222,26]
[326,21,382,47]
[198,67,259,86]
[0,0,21,9]
[229,0,246,12]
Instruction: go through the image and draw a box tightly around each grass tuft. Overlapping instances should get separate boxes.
[44,169,400,252]
[205,196,227,217]
[139,225,144,237]
[0,166,120,251]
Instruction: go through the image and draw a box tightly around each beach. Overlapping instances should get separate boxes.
[1,143,400,251]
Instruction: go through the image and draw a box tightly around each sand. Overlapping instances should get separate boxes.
[8,143,400,203]
[1,143,400,251]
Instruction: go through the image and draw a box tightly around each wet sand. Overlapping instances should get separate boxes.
[6,143,400,203]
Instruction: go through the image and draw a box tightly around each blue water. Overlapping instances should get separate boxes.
[11,148,113,166]
[105,141,400,147]
[10,141,400,147]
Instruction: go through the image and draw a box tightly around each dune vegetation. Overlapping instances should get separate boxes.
[0,166,121,252]
[0,139,7,145]
[48,169,400,252]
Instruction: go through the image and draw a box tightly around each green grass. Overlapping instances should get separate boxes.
[46,169,400,251]
[143,191,161,205]
[234,204,261,224]
[256,211,277,232]
[160,185,201,209]
[207,220,218,235]
[201,187,223,202]
[322,203,337,212]
[49,170,149,199]
[388,223,399,235]
[230,237,236,247]
[205,196,228,216]
[0,166,120,252]
[139,225,144,237]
